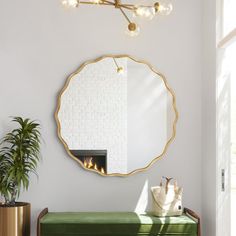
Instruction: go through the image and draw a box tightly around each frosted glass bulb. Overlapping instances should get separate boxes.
[157,3,173,15]
[135,6,146,17]
[117,67,124,74]
[61,0,79,8]
[134,6,156,20]
[126,23,140,37]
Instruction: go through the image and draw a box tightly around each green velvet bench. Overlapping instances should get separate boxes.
[37,208,200,236]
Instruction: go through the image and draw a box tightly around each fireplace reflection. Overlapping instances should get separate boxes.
[70,150,107,174]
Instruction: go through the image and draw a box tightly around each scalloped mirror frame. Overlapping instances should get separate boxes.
[55,55,178,177]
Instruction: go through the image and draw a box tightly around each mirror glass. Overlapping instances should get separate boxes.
[55,55,178,176]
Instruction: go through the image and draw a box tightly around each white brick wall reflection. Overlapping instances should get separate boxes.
[58,58,128,174]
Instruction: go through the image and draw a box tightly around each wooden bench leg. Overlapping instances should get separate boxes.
[184,208,201,236]
[37,208,48,236]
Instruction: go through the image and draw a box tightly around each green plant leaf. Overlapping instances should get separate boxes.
[0,117,41,205]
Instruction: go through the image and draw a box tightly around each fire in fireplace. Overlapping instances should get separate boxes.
[70,150,107,174]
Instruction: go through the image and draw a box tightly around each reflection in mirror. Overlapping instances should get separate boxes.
[55,55,178,176]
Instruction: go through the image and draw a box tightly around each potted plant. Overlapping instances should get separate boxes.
[0,117,41,236]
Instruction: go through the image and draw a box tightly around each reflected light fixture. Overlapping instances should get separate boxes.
[61,0,173,36]
[113,58,124,74]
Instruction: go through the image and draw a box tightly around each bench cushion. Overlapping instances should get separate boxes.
[40,212,197,236]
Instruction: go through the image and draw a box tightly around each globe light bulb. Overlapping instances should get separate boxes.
[61,0,79,8]
[126,23,140,37]
[134,6,156,20]
[135,6,146,17]
[117,67,124,74]
[155,2,173,15]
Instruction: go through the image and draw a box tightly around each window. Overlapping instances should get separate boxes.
[228,43,236,236]
[217,1,236,235]
[222,0,236,37]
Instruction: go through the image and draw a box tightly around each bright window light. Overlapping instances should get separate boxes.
[227,42,236,236]
[223,0,236,37]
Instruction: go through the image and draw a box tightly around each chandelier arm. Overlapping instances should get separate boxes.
[119,3,154,8]
[112,58,119,69]
[102,0,116,5]
[119,7,132,23]
[79,1,114,5]
[78,1,154,8]
[119,5,135,10]
[120,3,134,6]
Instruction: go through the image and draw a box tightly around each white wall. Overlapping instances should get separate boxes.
[0,0,202,235]
[202,0,217,235]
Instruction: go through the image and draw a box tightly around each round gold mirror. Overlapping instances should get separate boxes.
[55,55,178,176]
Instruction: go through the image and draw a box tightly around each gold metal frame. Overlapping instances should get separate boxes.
[55,55,178,177]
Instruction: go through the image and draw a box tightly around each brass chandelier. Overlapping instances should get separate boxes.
[61,0,173,36]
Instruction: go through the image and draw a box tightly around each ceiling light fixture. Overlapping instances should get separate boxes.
[113,58,124,74]
[61,0,173,36]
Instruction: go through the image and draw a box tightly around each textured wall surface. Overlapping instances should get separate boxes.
[58,58,128,174]
[0,0,203,235]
